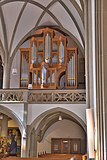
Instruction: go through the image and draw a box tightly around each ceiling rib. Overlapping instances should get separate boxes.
[80,0,84,11]
[9,2,27,54]
[58,0,85,47]
[0,0,85,63]
[10,1,64,63]
[35,0,58,27]
[0,40,5,64]
[0,6,8,61]
[51,25,84,53]
[69,0,84,24]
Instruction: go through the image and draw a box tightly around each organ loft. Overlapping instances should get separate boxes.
[20,28,78,89]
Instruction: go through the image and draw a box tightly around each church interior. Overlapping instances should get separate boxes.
[0,0,107,160]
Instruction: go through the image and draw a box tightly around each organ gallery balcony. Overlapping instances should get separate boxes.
[0,89,86,104]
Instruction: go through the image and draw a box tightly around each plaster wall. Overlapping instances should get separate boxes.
[27,104,87,125]
[1,104,24,121]
[0,103,87,129]
[10,40,30,88]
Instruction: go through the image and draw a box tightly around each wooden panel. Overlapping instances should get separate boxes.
[61,139,70,154]
[70,139,81,154]
[51,138,81,154]
[51,139,61,154]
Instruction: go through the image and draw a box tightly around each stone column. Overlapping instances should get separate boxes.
[29,129,35,157]
[33,134,38,157]
[95,0,107,159]
[1,114,8,137]
[84,0,94,108]
[21,133,27,157]
[29,129,38,157]
[3,62,11,89]
[86,0,107,159]
[84,0,96,158]
[21,103,28,157]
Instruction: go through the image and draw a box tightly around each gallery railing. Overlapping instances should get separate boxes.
[0,89,86,104]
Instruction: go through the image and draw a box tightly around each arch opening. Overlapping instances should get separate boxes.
[28,107,87,156]
[0,105,25,157]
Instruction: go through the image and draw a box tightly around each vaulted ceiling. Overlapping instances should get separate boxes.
[0,0,85,64]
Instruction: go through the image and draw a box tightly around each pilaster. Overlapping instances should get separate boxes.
[1,114,8,137]
[3,62,11,89]
[95,0,107,159]
[21,103,28,157]
[29,129,38,157]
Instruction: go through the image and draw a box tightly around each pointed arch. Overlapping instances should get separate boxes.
[0,105,25,135]
[28,107,86,138]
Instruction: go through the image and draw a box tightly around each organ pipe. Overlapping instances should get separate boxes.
[52,73,55,83]
[33,73,37,85]
[67,54,76,86]
[21,54,28,79]
[48,77,50,84]
[21,54,28,87]
[72,56,74,86]
[38,77,41,84]
[73,53,76,85]
[31,42,36,64]
[59,41,64,63]
[42,66,47,84]
[45,33,51,63]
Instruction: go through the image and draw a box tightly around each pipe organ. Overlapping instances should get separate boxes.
[67,48,77,88]
[31,39,36,64]
[20,49,29,88]
[20,28,78,89]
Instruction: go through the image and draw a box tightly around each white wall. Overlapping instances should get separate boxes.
[1,103,87,130]
[10,40,30,88]
[37,119,86,154]
[10,50,20,88]
[1,104,24,121]
[28,104,87,125]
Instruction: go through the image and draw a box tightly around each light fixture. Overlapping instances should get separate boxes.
[0,114,3,119]
[12,68,17,75]
[28,84,32,89]
[58,113,62,121]
[12,54,18,75]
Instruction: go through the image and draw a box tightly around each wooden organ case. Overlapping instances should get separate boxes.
[20,28,78,89]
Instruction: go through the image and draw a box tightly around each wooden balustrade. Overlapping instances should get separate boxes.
[0,89,86,104]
